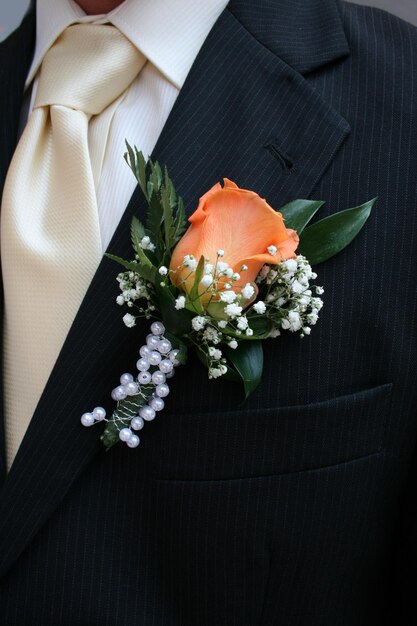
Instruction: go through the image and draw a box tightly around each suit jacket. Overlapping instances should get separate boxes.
[0,1,416,623]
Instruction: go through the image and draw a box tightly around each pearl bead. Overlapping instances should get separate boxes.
[139,345,151,358]
[159,359,173,374]
[125,381,139,396]
[112,385,127,401]
[169,349,180,366]
[146,335,160,350]
[93,406,106,421]
[119,427,131,442]
[165,369,175,379]
[151,370,166,385]
[139,405,156,421]
[127,434,140,448]
[151,321,165,336]
[131,416,144,431]
[136,358,150,372]
[81,412,95,427]
[155,383,170,398]
[150,396,164,411]
[138,371,152,385]
[157,339,172,354]
[120,373,134,385]
[148,351,162,366]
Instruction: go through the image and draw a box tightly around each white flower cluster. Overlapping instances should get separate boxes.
[256,255,324,337]
[178,251,249,300]
[139,236,156,252]
[188,315,228,379]
[116,271,155,323]
[170,252,324,382]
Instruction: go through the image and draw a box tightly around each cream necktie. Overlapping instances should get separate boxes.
[1,24,145,470]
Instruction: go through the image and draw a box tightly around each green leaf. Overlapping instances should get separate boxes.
[167,170,177,209]
[173,197,187,244]
[105,254,142,272]
[297,198,377,265]
[124,142,147,195]
[279,199,325,236]
[154,282,194,336]
[106,251,156,283]
[130,216,146,253]
[224,341,264,399]
[161,183,176,251]
[245,316,274,338]
[187,255,205,314]
[146,191,163,249]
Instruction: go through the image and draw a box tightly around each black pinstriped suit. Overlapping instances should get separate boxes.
[0,1,416,623]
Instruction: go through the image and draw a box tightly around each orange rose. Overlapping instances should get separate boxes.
[170,180,299,304]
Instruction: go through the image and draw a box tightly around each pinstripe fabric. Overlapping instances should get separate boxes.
[0,1,416,623]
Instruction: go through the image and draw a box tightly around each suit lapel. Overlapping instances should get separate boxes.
[0,2,351,576]
[0,12,36,481]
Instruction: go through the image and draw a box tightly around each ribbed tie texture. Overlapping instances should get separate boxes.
[1,24,144,470]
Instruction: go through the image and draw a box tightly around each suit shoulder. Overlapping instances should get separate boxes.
[340,1,417,57]
[338,0,417,114]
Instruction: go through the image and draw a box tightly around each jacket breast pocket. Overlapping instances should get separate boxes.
[148,383,393,481]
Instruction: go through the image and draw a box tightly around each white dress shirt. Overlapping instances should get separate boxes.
[27,0,229,250]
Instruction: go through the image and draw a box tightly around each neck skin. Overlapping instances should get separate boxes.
[73,0,125,14]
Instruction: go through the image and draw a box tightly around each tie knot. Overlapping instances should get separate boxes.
[34,24,146,116]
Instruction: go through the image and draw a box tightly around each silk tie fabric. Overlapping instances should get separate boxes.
[1,24,145,470]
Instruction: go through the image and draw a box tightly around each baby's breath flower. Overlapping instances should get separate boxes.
[217,249,225,257]
[218,320,228,329]
[201,274,213,288]
[203,327,220,344]
[283,258,298,273]
[269,327,281,338]
[183,255,198,271]
[209,367,224,379]
[216,261,229,274]
[237,316,249,331]
[291,280,304,294]
[282,310,302,332]
[192,316,207,331]
[158,266,168,276]
[175,295,186,310]
[228,339,238,349]
[140,236,156,252]
[123,313,136,328]
[220,290,237,304]
[253,301,266,314]
[307,311,319,325]
[225,303,242,318]
[241,283,255,300]
[208,347,222,360]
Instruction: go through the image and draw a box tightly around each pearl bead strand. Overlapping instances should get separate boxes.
[81,321,181,449]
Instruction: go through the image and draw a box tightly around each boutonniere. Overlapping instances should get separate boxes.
[82,145,376,450]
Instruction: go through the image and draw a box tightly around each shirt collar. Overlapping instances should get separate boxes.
[27,0,229,90]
